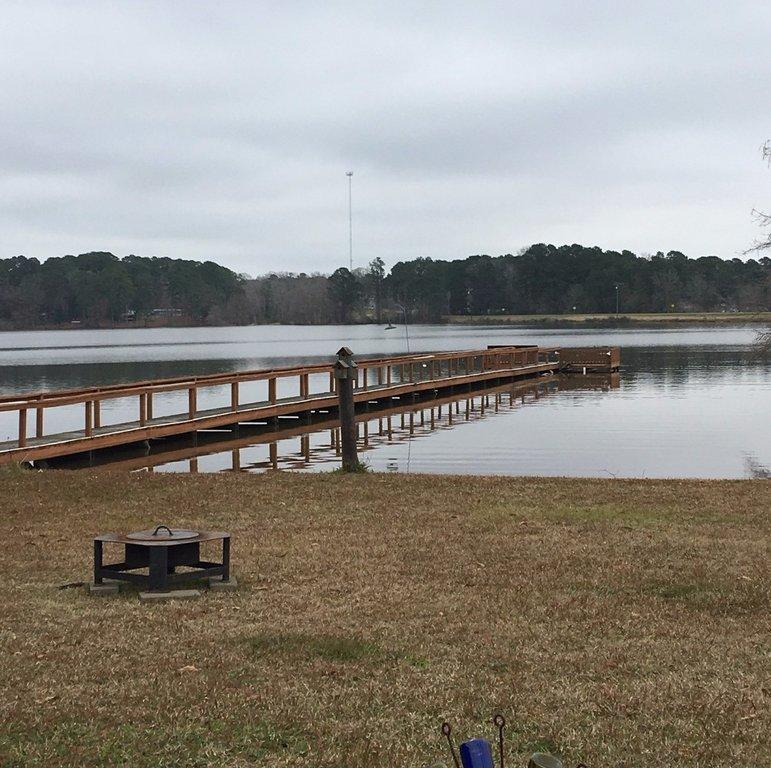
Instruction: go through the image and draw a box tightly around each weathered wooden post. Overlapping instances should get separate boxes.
[334,346,359,472]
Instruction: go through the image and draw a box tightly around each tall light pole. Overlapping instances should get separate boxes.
[346,171,353,271]
[394,302,410,353]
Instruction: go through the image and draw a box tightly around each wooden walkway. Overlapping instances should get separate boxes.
[0,345,575,466]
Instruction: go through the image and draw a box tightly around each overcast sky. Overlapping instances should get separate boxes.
[1,1,770,275]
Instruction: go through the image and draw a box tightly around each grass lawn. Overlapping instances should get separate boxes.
[0,470,768,767]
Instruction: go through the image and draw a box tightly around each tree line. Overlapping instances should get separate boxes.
[0,245,769,329]
[0,252,244,328]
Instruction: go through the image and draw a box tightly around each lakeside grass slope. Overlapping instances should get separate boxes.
[0,471,768,767]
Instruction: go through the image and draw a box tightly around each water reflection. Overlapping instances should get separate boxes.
[2,325,769,479]
[71,375,617,475]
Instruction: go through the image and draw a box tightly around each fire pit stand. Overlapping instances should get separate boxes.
[93,525,230,592]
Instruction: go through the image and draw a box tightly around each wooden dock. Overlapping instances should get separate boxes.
[0,345,619,466]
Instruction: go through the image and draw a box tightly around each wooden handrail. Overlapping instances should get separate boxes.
[2,345,547,450]
[0,346,530,411]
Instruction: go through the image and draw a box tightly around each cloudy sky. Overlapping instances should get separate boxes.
[1,1,770,275]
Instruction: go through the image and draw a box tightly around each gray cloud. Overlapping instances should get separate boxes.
[1,0,770,274]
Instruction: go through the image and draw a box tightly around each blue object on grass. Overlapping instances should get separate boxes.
[459,738,494,768]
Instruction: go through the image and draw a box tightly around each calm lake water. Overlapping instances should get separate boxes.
[1,324,769,479]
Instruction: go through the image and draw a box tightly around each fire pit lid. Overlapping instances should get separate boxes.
[125,525,199,542]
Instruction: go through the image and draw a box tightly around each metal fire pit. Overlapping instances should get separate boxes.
[93,524,230,592]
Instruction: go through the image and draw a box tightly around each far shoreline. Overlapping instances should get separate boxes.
[1,310,769,333]
[442,311,771,328]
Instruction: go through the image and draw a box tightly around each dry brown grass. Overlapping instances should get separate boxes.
[0,470,768,767]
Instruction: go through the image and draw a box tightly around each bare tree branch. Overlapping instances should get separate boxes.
[745,141,771,254]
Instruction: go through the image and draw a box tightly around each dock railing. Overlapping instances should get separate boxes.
[557,346,621,371]
[0,345,548,451]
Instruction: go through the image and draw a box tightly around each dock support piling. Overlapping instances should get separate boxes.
[334,347,359,472]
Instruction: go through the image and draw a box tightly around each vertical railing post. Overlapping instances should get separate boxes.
[35,398,44,439]
[18,408,27,448]
[94,398,101,429]
[231,381,239,411]
[362,367,368,391]
[188,386,197,419]
[146,391,153,421]
[300,373,309,399]
[268,377,277,404]
[139,393,147,426]
[85,401,93,437]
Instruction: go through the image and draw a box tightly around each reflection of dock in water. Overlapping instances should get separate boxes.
[64,373,619,474]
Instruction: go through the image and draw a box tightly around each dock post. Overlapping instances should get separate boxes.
[93,392,102,429]
[35,403,44,439]
[334,347,359,472]
[84,401,93,436]
[18,408,27,448]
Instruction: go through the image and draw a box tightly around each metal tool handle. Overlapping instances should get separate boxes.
[442,722,461,768]
[493,714,505,768]
[152,525,173,537]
